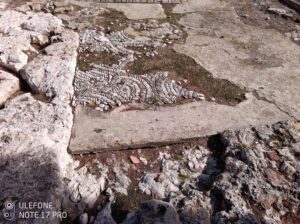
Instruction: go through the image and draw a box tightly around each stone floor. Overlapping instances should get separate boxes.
[70,93,289,154]
[69,0,300,153]
[0,0,299,223]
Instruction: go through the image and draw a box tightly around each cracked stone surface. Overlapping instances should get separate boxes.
[69,93,289,154]
[21,29,79,102]
[173,0,300,119]
[0,8,103,224]
[0,70,20,105]
[0,10,62,72]
[0,94,102,223]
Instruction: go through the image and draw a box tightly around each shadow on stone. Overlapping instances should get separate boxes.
[0,152,72,223]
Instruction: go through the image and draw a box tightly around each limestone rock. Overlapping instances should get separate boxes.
[21,12,62,34]
[0,70,20,105]
[0,10,65,72]
[214,121,300,223]
[93,202,116,224]
[79,213,89,224]
[123,200,180,224]
[0,10,99,223]
[0,95,102,223]
[21,30,79,102]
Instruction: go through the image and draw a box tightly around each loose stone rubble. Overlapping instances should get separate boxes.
[138,147,219,199]
[83,120,299,223]
[0,70,20,105]
[74,64,205,110]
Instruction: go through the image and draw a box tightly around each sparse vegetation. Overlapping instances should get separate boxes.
[77,52,121,72]
[178,173,189,180]
[126,48,246,105]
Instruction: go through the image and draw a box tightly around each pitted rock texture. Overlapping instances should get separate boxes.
[212,120,300,223]
[0,8,103,224]
[0,70,20,105]
[0,79,101,224]
[126,121,298,224]
[74,64,205,110]
[138,148,219,199]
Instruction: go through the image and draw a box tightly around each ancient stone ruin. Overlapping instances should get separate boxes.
[0,0,299,224]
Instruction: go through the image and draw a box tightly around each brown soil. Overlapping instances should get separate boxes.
[77,51,122,72]
[100,9,129,32]
[72,137,210,222]
[233,0,300,45]
[62,7,128,32]
[6,0,27,9]
[125,48,246,105]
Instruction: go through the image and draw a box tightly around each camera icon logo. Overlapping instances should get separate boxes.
[2,199,16,221]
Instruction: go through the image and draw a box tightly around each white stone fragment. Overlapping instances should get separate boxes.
[0,70,20,105]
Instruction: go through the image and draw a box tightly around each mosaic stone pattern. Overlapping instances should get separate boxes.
[73,64,205,110]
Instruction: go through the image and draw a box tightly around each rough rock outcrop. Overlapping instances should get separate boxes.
[0,93,102,223]
[0,9,102,224]
[213,120,300,223]
[0,10,62,72]
[94,200,179,224]
[21,30,79,102]
[0,70,20,105]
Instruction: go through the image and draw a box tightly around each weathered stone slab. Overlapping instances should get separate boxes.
[174,2,300,119]
[0,70,20,105]
[69,93,290,154]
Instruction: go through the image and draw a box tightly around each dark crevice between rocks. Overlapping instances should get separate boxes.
[280,0,300,13]
[206,134,232,219]
[0,65,31,110]
[18,68,54,104]
[198,134,226,192]
[111,188,153,223]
